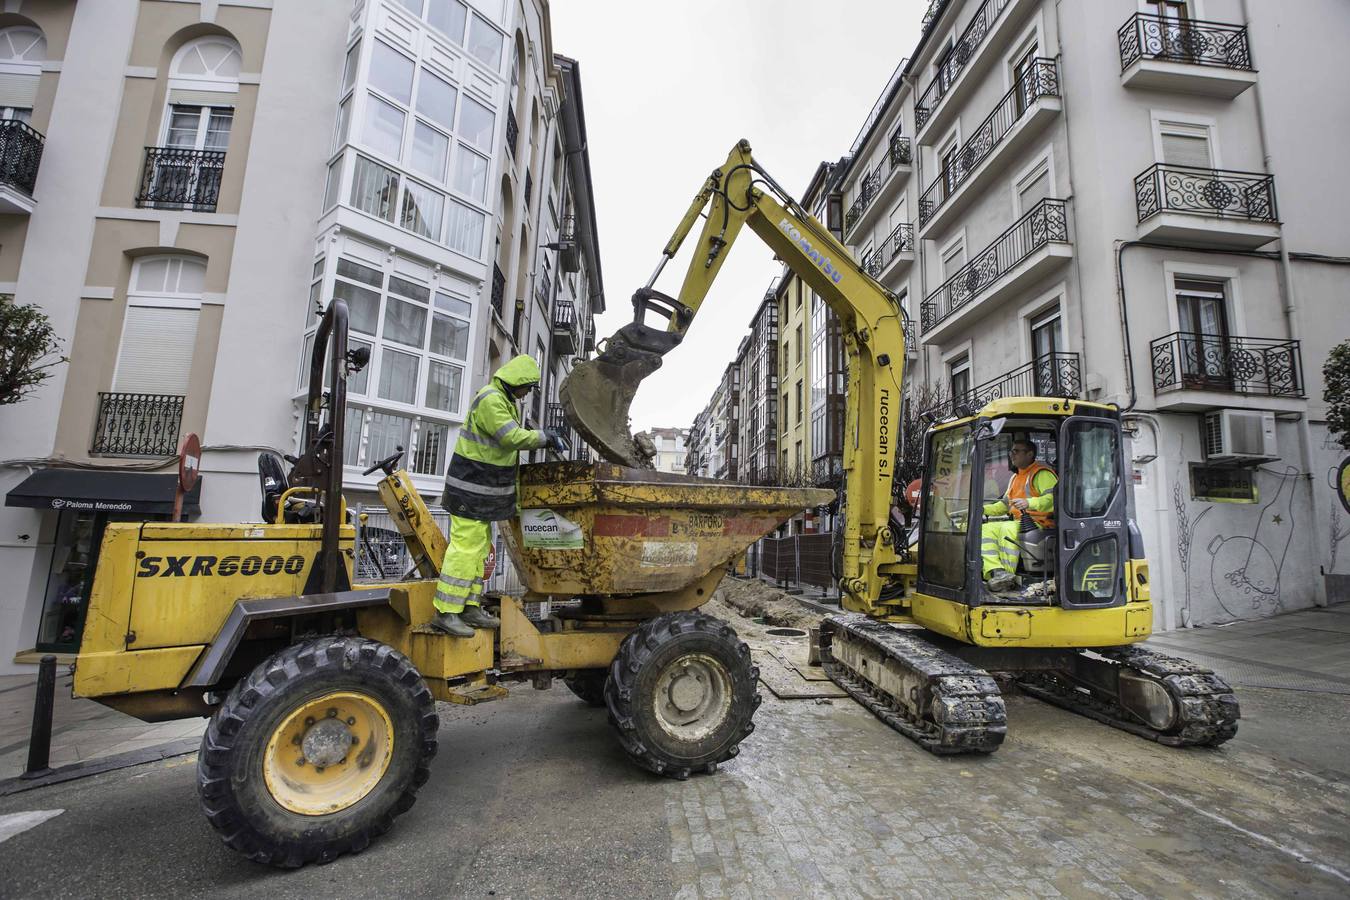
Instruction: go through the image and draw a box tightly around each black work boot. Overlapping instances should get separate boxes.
[428,612,475,637]
[460,605,501,629]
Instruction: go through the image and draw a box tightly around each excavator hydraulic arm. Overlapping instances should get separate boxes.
[563,139,910,614]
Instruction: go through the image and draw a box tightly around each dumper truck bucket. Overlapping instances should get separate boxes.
[500,462,834,600]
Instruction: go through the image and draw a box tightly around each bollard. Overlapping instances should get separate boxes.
[22,654,57,779]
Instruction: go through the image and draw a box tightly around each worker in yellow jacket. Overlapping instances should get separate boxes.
[433,355,567,636]
[981,437,1056,592]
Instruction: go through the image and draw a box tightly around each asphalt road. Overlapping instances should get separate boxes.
[1,677,1348,899]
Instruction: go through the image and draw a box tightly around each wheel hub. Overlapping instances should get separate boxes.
[652,654,733,742]
[263,691,394,816]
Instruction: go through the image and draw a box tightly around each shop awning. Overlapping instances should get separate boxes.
[4,469,203,516]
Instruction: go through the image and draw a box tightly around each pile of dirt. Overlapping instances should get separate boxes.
[711,576,823,629]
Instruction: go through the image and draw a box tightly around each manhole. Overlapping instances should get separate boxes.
[766,627,806,637]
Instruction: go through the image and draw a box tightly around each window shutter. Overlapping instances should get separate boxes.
[1017,168,1051,211]
[0,72,38,108]
[1161,130,1212,168]
[113,306,200,395]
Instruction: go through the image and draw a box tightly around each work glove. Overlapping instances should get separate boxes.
[543,428,570,455]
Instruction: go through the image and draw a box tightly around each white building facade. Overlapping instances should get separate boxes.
[837,0,1350,629]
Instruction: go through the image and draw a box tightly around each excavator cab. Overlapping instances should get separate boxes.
[915,401,1132,615]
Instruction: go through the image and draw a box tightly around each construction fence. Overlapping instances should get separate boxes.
[739,532,839,600]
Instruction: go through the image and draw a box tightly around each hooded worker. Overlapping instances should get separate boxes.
[433,355,567,636]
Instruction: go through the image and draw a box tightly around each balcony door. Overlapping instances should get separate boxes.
[1176,278,1233,389]
[1012,44,1040,117]
[150,104,232,209]
[1145,1,1195,60]
[1030,309,1065,395]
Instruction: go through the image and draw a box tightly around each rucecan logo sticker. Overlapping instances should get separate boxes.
[519,508,584,550]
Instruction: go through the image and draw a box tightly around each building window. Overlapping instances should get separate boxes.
[795,379,803,423]
[941,238,967,278]
[169,36,242,91]
[949,354,971,399]
[1175,277,1232,387]
[1030,308,1064,394]
[1159,121,1213,168]
[306,251,473,477]
[1015,162,1051,216]
[795,324,803,363]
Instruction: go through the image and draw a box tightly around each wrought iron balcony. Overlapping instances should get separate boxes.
[861,221,914,279]
[1150,333,1302,398]
[903,319,918,357]
[921,198,1069,333]
[1119,14,1253,73]
[928,354,1082,420]
[491,263,505,319]
[0,120,44,198]
[915,0,1013,131]
[919,58,1058,228]
[557,213,580,273]
[137,147,225,212]
[91,392,184,457]
[506,106,518,156]
[844,137,913,237]
[545,402,589,461]
[552,299,578,355]
[1135,164,1276,225]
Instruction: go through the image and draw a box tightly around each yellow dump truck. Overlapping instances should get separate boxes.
[70,298,830,867]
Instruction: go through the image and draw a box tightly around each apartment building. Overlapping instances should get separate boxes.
[737,293,779,485]
[683,409,710,477]
[834,0,1350,628]
[634,426,688,474]
[776,267,813,482]
[0,0,600,672]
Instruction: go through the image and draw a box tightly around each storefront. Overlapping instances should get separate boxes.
[4,469,201,654]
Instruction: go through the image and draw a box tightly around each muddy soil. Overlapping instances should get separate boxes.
[706,576,823,630]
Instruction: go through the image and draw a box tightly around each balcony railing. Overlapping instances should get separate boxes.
[928,354,1082,420]
[491,263,505,319]
[1150,333,1302,398]
[844,137,913,235]
[90,392,184,457]
[545,402,590,461]
[137,147,225,212]
[553,299,578,355]
[0,120,44,196]
[506,106,519,155]
[1134,164,1277,224]
[919,58,1058,228]
[861,222,914,278]
[921,198,1068,332]
[903,319,918,357]
[1119,14,1253,72]
[915,0,1013,130]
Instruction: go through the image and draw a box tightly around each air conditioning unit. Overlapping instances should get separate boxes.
[1203,409,1277,463]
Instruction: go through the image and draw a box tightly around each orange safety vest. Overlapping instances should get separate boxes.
[1007,462,1054,529]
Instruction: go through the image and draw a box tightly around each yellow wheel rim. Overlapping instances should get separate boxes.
[262,691,394,816]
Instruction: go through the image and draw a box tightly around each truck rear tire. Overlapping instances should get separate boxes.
[197,636,438,867]
[564,670,608,707]
[605,611,760,779]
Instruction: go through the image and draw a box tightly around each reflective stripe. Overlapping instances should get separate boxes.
[435,587,471,605]
[444,473,515,496]
[458,429,501,450]
[492,421,520,441]
[437,574,478,589]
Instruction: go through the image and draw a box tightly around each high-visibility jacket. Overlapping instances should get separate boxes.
[441,355,548,521]
[984,462,1057,530]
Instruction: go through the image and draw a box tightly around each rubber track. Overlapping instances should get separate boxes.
[820,614,1006,755]
[1016,645,1240,747]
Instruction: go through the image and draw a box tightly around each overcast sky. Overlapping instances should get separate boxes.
[551,0,924,433]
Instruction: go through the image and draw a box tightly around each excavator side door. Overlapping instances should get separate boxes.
[1055,415,1129,609]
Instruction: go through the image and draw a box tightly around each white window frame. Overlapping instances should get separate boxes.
[1010,148,1056,218]
[160,103,234,151]
[1150,110,1221,169]
[1017,283,1069,363]
[0,26,46,75]
[111,255,208,392]
[944,343,973,395]
[1136,0,1205,18]
[168,36,243,93]
[938,231,968,280]
[1162,260,1245,335]
[1002,16,1046,93]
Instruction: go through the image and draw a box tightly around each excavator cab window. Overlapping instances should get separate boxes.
[918,423,976,594]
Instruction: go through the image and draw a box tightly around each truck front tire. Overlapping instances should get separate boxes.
[197,636,437,867]
[605,611,760,779]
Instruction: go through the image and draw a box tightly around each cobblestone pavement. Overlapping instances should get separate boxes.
[660,686,1350,899]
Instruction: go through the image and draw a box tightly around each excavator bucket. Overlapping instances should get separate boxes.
[560,350,659,468]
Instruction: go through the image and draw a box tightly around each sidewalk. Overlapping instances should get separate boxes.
[0,668,206,781]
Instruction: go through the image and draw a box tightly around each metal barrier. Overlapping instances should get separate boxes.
[738,532,838,599]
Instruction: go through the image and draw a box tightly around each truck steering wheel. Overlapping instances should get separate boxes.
[362,446,405,477]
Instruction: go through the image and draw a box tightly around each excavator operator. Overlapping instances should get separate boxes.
[433,355,567,637]
[981,436,1056,592]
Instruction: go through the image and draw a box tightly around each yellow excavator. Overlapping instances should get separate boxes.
[564,140,1239,754]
